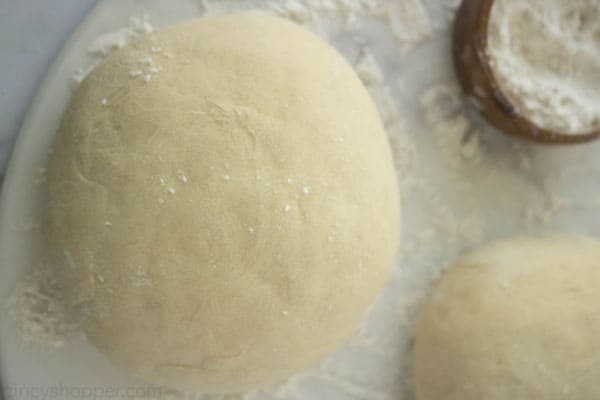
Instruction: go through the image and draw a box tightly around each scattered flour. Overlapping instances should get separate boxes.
[88,15,153,56]
[487,0,600,134]
[200,0,454,52]
[7,260,83,347]
[419,80,600,230]
[387,0,432,53]
[355,48,384,85]
[72,15,155,84]
[421,83,483,169]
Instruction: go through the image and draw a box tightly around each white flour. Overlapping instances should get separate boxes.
[200,0,451,53]
[7,259,83,347]
[487,0,600,134]
[72,15,154,84]
[355,48,384,85]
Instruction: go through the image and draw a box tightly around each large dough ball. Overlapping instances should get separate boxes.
[45,15,400,392]
[414,235,600,400]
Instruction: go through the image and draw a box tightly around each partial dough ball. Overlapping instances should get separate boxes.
[45,15,400,392]
[414,235,600,400]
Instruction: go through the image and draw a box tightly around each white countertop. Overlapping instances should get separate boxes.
[0,0,97,183]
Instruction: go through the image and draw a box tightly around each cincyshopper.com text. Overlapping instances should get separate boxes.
[5,382,164,400]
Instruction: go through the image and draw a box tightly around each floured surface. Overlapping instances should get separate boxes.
[1,0,600,399]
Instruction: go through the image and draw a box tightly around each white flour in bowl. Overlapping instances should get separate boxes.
[487,0,600,134]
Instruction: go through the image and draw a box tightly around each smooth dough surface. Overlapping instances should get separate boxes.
[45,15,400,392]
[414,235,600,400]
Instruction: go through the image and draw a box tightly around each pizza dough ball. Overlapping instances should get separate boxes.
[45,15,400,392]
[414,235,600,400]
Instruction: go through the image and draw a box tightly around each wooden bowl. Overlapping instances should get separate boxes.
[452,0,600,144]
